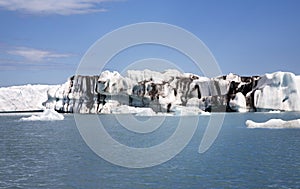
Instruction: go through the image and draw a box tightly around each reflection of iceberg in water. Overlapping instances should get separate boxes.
[20,109,64,121]
[246,119,300,129]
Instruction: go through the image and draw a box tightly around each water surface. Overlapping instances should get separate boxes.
[0,113,299,188]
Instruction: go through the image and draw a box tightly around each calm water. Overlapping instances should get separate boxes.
[0,113,299,189]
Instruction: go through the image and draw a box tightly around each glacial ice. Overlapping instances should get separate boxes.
[246,119,300,129]
[252,72,300,111]
[1,70,300,114]
[0,84,57,112]
[229,92,247,112]
[127,69,182,84]
[268,110,281,113]
[20,109,64,121]
[135,108,157,116]
[172,106,203,116]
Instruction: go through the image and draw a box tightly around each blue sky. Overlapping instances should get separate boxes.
[0,0,300,86]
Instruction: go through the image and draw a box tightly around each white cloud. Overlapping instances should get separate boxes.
[8,47,72,62]
[0,0,119,15]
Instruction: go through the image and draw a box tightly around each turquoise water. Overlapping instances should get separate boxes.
[0,113,299,188]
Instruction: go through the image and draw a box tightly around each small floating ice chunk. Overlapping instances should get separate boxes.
[172,106,202,116]
[246,119,300,129]
[111,105,156,116]
[20,109,64,121]
[135,108,156,116]
[268,110,281,113]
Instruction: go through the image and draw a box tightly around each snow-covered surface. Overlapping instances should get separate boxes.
[246,119,300,129]
[229,92,247,112]
[253,72,300,111]
[20,109,64,121]
[0,84,58,112]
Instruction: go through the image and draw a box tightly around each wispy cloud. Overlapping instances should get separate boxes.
[0,46,76,70]
[0,0,119,15]
[7,47,72,62]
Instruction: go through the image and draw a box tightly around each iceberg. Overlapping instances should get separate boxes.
[229,92,247,112]
[44,69,235,114]
[2,70,300,114]
[251,72,300,111]
[20,109,64,121]
[268,110,281,113]
[91,100,157,115]
[0,84,57,112]
[135,108,157,116]
[246,119,300,129]
[172,105,203,116]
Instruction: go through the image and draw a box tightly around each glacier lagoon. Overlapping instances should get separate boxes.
[0,112,299,188]
[1,69,300,188]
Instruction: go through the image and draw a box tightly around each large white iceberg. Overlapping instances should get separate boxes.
[0,84,58,112]
[252,72,300,111]
[2,70,300,114]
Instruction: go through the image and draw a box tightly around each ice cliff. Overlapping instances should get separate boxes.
[1,70,300,114]
[43,70,300,114]
[252,72,300,111]
[0,84,56,112]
